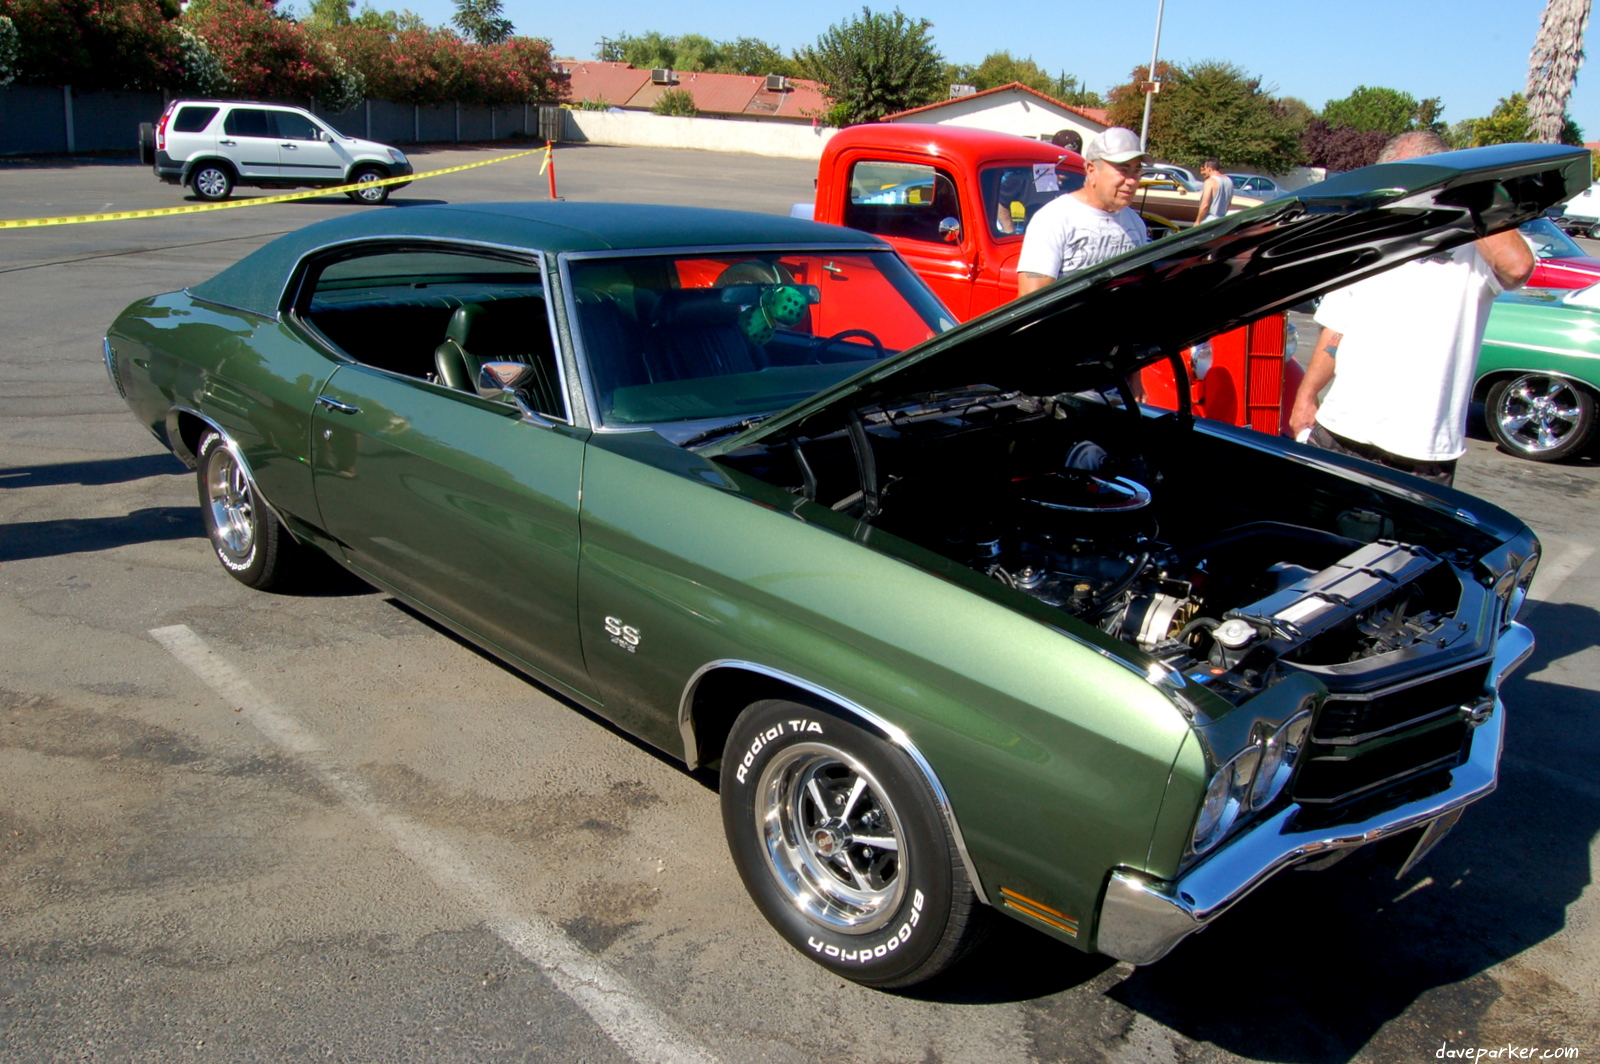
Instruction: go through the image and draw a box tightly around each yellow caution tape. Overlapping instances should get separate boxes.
[0,148,545,229]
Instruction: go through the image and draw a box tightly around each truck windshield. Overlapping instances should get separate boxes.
[568,249,956,429]
[981,164,1087,238]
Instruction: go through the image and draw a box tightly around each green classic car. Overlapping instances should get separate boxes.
[1478,283,1600,461]
[105,142,1585,988]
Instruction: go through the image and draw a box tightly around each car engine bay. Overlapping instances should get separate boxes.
[726,387,1497,702]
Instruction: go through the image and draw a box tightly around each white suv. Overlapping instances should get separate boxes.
[139,100,413,204]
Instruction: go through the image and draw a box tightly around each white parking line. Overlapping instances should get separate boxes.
[150,623,718,1064]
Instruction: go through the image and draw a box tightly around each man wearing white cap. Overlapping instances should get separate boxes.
[1016,126,1150,296]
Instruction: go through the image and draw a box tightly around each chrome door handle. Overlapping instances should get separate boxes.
[316,395,360,414]
[281,142,296,148]
[218,139,236,145]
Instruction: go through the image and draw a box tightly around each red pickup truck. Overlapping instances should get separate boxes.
[798,123,1301,435]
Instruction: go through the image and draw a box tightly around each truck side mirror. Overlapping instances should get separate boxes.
[938,217,961,243]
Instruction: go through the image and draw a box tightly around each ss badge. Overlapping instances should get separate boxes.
[604,616,641,653]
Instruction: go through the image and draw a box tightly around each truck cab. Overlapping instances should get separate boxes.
[805,123,1299,435]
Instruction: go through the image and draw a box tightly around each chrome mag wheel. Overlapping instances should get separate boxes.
[349,168,390,204]
[756,742,906,934]
[192,166,232,201]
[205,444,256,560]
[1488,372,1597,461]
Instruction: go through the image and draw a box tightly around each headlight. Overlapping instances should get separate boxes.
[1192,746,1260,855]
[389,148,407,164]
[1190,340,1213,381]
[1192,709,1314,856]
[1249,711,1311,809]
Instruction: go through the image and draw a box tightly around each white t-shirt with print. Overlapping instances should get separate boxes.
[1016,194,1148,279]
[1313,245,1502,462]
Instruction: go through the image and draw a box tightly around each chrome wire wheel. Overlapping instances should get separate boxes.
[204,445,255,559]
[756,742,906,934]
[1489,372,1596,460]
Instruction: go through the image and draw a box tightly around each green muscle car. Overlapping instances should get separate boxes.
[1478,282,1600,461]
[106,142,1585,988]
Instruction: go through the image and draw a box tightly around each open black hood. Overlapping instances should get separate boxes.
[713,143,1590,453]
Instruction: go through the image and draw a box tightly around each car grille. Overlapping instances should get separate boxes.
[1290,659,1491,808]
[1315,661,1492,743]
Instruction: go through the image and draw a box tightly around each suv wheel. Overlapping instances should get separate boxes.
[138,122,155,166]
[191,164,234,202]
[346,166,390,204]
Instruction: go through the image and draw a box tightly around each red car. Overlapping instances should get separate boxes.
[1522,217,1600,288]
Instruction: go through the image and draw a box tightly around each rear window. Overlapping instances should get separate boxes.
[843,160,962,244]
[172,106,219,133]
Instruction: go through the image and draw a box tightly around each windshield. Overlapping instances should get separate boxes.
[1520,216,1585,260]
[980,163,1087,238]
[569,250,956,432]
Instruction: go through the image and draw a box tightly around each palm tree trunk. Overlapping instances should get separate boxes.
[1527,0,1591,143]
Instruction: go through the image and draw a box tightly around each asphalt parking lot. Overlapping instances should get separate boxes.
[2,144,1597,1064]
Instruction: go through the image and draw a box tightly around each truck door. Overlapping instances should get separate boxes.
[840,158,976,319]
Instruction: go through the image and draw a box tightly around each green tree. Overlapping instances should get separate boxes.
[722,37,795,77]
[306,0,352,28]
[651,86,698,115]
[1321,85,1419,135]
[798,6,944,127]
[451,0,510,45]
[352,4,428,31]
[1468,92,1583,146]
[1051,72,1101,108]
[1414,96,1447,133]
[1106,60,1303,172]
[596,31,795,76]
[1527,0,1590,142]
[965,51,1055,94]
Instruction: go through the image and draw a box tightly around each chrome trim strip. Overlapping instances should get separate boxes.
[1095,622,1531,966]
[677,658,990,907]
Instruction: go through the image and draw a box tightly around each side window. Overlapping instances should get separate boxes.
[223,109,274,138]
[171,106,219,133]
[979,164,1086,238]
[298,248,566,419]
[275,112,321,141]
[843,160,962,244]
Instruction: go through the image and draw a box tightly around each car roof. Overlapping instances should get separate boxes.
[188,202,887,317]
[822,123,1080,167]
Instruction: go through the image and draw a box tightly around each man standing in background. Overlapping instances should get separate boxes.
[1196,158,1234,222]
[1288,131,1534,487]
[1015,127,1149,297]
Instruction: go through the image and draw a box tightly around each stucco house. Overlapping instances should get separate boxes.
[881,83,1108,142]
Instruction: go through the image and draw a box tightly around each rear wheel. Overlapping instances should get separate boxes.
[138,122,155,166]
[1589,223,1600,240]
[720,699,988,987]
[190,164,234,202]
[196,431,301,589]
[1486,372,1597,461]
[346,166,390,204]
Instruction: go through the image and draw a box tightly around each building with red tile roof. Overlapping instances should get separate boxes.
[560,61,829,123]
[882,83,1108,143]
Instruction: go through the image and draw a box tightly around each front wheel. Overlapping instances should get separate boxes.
[1486,373,1597,461]
[346,166,390,204]
[720,699,987,987]
[196,431,301,588]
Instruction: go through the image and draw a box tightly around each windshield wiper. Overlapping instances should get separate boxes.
[678,414,775,449]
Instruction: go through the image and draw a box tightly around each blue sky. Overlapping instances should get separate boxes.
[348,0,1596,140]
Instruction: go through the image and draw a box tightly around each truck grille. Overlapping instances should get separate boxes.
[1315,661,1491,743]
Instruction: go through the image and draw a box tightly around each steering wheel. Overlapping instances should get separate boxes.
[811,328,885,364]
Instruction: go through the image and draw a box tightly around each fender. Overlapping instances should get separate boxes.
[679,658,991,907]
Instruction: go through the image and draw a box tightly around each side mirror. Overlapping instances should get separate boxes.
[938,216,961,243]
[476,360,535,400]
[476,361,552,425]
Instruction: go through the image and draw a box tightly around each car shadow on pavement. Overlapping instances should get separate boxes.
[0,506,202,562]
[1087,599,1600,1062]
[0,452,188,488]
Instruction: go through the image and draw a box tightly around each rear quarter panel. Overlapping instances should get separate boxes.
[108,293,342,530]
[1479,294,1600,389]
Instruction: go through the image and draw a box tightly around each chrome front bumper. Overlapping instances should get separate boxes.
[1096,622,1535,965]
